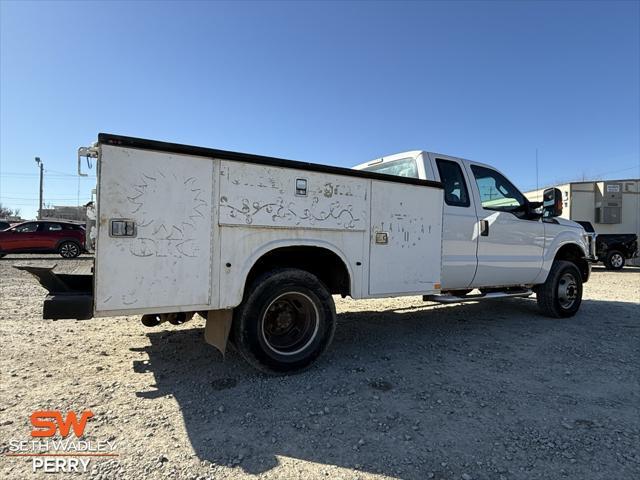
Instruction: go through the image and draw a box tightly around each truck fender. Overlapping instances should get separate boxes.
[533,234,589,285]
[221,238,355,309]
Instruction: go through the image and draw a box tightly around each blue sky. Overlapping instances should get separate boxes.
[1,0,639,219]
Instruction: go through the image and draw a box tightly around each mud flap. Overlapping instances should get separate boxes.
[204,310,233,356]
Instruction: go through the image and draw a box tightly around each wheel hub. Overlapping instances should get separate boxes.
[558,273,578,309]
[267,305,295,334]
[262,292,319,356]
[611,254,623,268]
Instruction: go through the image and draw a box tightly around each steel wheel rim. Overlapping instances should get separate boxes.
[261,292,319,356]
[557,272,578,309]
[61,243,78,258]
[611,253,623,268]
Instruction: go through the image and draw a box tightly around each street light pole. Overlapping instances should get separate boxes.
[35,157,43,219]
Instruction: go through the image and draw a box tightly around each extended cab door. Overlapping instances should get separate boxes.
[465,163,543,286]
[428,154,479,289]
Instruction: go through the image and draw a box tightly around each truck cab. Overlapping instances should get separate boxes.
[354,151,595,295]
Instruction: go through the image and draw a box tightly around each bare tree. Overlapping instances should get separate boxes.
[0,203,20,218]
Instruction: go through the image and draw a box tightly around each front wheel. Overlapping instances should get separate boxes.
[58,241,81,258]
[536,260,583,318]
[604,250,625,270]
[233,268,336,374]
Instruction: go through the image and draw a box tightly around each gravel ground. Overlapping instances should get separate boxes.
[1,255,639,480]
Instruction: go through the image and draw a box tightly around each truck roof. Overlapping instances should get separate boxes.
[352,150,505,178]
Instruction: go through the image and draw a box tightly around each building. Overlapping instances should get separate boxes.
[40,205,87,223]
[525,179,640,265]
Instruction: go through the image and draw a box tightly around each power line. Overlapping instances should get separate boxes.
[1,197,92,201]
[522,164,640,192]
[1,173,96,178]
[590,165,639,179]
[45,169,80,176]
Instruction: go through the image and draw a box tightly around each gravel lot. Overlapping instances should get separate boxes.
[1,255,639,480]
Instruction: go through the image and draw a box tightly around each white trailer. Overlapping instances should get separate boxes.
[20,134,596,373]
[525,180,640,267]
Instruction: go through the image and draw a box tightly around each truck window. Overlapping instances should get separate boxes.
[471,165,525,211]
[435,159,470,207]
[363,157,418,178]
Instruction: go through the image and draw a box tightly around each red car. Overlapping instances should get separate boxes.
[0,221,86,258]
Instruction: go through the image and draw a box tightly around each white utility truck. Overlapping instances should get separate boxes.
[20,134,596,373]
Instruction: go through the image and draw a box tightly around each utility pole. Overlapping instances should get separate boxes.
[535,148,539,191]
[35,157,43,219]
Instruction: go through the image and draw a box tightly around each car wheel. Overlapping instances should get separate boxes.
[536,260,583,318]
[59,241,81,258]
[232,268,336,374]
[604,250,625,270]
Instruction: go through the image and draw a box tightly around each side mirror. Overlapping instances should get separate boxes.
[543,187,563,218]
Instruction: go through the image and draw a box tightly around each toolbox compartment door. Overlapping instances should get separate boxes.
[369,181,443,295]
[94,145,214,316]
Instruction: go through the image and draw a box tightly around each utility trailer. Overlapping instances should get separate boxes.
[21,134,595,373]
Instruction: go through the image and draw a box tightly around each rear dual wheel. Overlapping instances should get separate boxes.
[233,268,336,374]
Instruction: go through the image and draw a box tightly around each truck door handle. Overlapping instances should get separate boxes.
[480,220,489,236]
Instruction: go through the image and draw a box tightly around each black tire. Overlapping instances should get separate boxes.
[232,268,336,374]
[604,250,625,270]
[58,241,81,258]
[536,260,583,318]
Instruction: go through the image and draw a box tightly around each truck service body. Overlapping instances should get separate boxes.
[20,134,596,373]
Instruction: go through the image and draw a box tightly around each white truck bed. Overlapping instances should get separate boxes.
[93,135,444,317]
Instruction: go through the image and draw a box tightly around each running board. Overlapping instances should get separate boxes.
[423,289,533,304]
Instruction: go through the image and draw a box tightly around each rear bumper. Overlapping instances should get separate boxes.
[14,264,94,320]
[44,294,94,320]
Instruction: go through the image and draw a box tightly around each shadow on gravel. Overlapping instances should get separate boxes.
[135,297,639,479]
